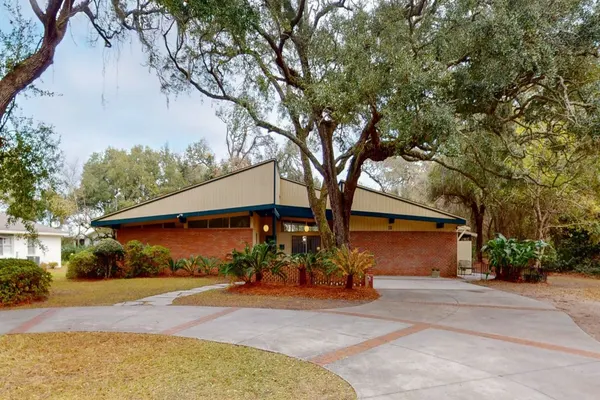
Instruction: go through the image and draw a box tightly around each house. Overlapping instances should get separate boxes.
[91,160,467,277]
[0,212,68,267]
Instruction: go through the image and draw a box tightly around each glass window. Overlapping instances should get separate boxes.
[282,221,318,233]
[188,219,208,229]
[0,236,10,255]
[27,239,35,255]
[208,217,229,228]
[230,216,250,228]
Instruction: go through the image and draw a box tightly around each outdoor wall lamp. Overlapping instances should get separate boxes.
[263,224,269,233]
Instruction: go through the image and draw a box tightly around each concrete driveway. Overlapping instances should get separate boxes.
[2,277,600,399]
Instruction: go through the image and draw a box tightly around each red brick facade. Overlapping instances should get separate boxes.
[115,228,253,260]
[351,231,457,277]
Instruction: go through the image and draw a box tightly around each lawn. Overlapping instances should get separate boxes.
[173,284,380,310]
[474,273,600,340]
[0,332,356,400]
[10,268,222,308]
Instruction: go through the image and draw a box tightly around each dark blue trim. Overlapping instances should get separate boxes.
[274,205,465,225]
[92,203,466,228]
[91,204,276,227]
[350,210,465,225]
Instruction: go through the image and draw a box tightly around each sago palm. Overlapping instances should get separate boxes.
[330,246,374,289]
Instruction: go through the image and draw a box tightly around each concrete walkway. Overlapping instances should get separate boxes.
[113,282,232,306]
[2,277,600,399]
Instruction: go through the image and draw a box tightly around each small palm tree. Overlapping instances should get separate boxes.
[330,246,374,289]
[196,255,221,275]
[220,243,287,284]
[291,251,328,285]
[179,256,199,276]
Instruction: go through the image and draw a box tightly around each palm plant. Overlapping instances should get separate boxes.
[330,246,374,289]
[482,234,551,281]
[167,258,183,273]
[179,256,199,276]
[291,251,330,285]
[220,243,287,284]
[196,255,221,275]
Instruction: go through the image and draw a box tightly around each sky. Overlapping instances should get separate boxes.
[17,13,229,171]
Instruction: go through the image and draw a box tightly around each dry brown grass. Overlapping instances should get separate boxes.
[7,269,223,308]
[173,284,379,310]
[473,273,600,340]
[0,332,355,400]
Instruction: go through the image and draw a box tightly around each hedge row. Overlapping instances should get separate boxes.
[0,259,52,306]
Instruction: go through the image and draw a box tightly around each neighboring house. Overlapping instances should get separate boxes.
[92,160,468,277]
[72,227,101,247]
[0,212,68,268]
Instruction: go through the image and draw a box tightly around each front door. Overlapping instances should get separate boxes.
[291,235,321,254]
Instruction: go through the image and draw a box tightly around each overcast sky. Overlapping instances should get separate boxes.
[17,14,229,170]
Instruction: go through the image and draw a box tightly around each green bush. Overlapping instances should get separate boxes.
[67,250,99,279]
[123,241,171,277]
[220,243,287,283]
[93,239,125,279]
[482,234,552,281]
[61,244,90,262]
[141,245,171,276]
[0,259,52,305]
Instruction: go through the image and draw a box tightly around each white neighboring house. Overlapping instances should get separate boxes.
[0,212,68,268]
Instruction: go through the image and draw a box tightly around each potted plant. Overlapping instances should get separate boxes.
[431,268,440,278]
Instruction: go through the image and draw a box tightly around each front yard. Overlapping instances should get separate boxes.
[474,274,600,340]
[11,269,221,308]
[0,332,355,400]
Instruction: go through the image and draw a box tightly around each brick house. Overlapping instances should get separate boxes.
[91,160,466,277]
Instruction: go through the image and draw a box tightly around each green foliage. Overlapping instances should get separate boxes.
[61,244,90,262]
[123,241,171,277]
[48,262,58,269]
[92,239,125,279]
[66,250,99,279]
[220,243,287,283]
[0,258,52,305]
[195,255,221,276]
[329,246,375,289]
[290,251,331,285]
[168,258,183,273]
[482,234,552,281]
[547,226,600,274]
[179,256,199,276]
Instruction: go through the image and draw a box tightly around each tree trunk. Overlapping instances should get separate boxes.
[0,3,70,120]
[298,267,307,285]
[255,271,263,283]
[470,202,486,262]
[345,273,354,289]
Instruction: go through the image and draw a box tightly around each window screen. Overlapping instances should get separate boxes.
[230,216,250,228]
[208,217,229,228]
[188,220,208,229]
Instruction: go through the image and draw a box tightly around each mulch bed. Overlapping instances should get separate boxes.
[228,283,381,301]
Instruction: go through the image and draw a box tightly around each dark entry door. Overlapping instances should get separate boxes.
[291,236,321,254]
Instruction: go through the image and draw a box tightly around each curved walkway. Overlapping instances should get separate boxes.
[2,277,600,399]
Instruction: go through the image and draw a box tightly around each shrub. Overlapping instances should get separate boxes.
[0,259,52,305]
[220,243,287,283]
[168,258,183,273]
[290,251,330,285]
[93,239,125,278]
[179,256,199,276]
[62,244,90,262]
[330,246,374,289]
[67,250,99,279]
[196,255,221,275]
[482,234,552,281]
[141,245,171,276]
[48,262,59,269]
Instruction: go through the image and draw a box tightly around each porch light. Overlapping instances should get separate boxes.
[263,224,269,233]
[304,223,310,232]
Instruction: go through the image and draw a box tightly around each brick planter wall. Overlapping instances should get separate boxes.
[350,231,457,277]
[115,228,253,260]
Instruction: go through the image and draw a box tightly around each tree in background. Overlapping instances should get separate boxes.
[122,0,600,249]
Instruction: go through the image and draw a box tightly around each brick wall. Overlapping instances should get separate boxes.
[115,228,253,260]
[351,231,457,277]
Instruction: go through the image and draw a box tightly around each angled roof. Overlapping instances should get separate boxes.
[92,159,466,226]
[0,213,68,236]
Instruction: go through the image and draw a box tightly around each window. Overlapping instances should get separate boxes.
[27,239,36,255]
[282,221,318,233]
[230,216,250,228]
[0,236,12,256]
[208,217,229,228]
[188,219,208,229]
[163,222,176,229]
